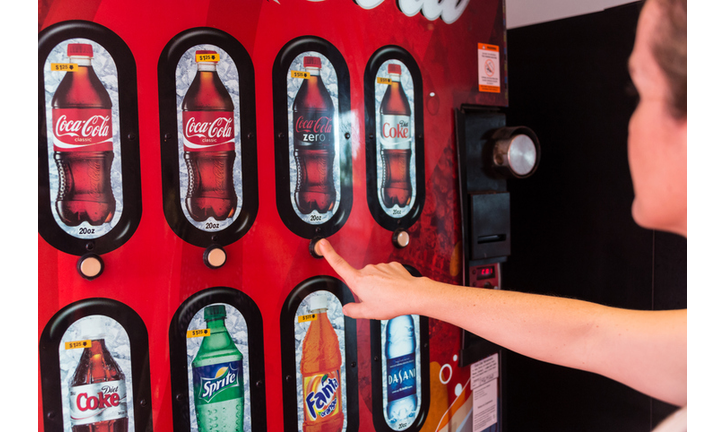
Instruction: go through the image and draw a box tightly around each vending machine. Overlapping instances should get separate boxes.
[38,1,538,431]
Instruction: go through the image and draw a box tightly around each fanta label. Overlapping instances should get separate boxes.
[53,108,113,152]
[69,380,128,426]
[193,361,242,404]
[303,369,342,422]
[387,353,416,402]
[183,110,235,152]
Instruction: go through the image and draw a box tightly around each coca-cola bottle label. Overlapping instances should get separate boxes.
[53,108,113,152]
[286,52,341,225]
[43,39,124,239]
[379,114,411,150]
[175,44,243,231]
[375,60,417,218]
[69,380,128,426]
[182,111,235,152]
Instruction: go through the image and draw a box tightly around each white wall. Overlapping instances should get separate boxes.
[506,0,638,28]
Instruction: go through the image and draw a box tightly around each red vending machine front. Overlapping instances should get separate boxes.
[38,1,509,431]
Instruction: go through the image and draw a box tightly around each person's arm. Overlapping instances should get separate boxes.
[317,239,687,407]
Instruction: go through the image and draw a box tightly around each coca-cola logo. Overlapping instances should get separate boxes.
[184,116,233,140]
[382,120,410,139]
[75,385,122,412]
[295,115,333,134]
[54,114,111,142]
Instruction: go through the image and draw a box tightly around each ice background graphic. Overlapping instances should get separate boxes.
[381,315,423,430]
[287,52,342,225]
[375,60,417,218]
[59,315,135,432]
[186,304,252,432]
[175,45,244,232]
[44,38,124,239]
[294,290,348,431]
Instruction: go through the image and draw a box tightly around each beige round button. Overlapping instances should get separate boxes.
[393,229,410,248]
[204,246,227,269]
[78,255,103,279]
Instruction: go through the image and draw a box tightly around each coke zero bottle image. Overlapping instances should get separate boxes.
[293,56,336,216]
[52,43,116,227]
[379,63,413,210]
[182,50,237,222]
[68,320,129,432]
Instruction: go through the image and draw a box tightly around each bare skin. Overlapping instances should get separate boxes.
[317,0,687,408]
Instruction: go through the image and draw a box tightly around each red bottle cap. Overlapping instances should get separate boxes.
[388,64,401,75]
[67,43,93,57]
[304,56,322,68]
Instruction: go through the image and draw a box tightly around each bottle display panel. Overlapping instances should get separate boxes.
[174,45,244,232]
[285,53,341,226]
[58,315,135,432]
[374,60,417,219]
[185,303,251,432]
[380,315,422,431]
[42,38,124,240]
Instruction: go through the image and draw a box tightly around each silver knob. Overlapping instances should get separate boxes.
[393,229,410,249]
[490,127,540,179]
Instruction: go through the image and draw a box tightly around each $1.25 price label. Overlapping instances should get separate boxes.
[297,314,318,323]
[291,70,310,79]
[195,53,219,63]
[377,77,393,85]
[186,329,211,338]
[51,63,77,72]
[65,340,92,350]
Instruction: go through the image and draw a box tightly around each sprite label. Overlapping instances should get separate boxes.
[193,361,242,404]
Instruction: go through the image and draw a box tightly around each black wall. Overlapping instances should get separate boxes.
[503,2,686,431]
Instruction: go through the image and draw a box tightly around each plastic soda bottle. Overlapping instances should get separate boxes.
[385,315,418,429]
[379,63,413,209]
[292,56,337,216]
[300,294,344,432]
[68,319,128,432]
[192,305,244,432]
[52,43,116,227]
[182,50,237,222]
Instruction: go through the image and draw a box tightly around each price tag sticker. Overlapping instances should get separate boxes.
[377,77,393,85]
[186,329,210,338]
[291,70,310,79]
[51,63,77,72]
[195,53,219,63]
[65,340,92,350]
[297,313,318,323]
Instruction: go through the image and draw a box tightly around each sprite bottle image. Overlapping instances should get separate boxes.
[192,305,244,431]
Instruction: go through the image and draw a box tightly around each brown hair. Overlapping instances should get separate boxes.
[651,0,687,119]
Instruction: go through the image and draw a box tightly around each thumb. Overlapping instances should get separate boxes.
[342,301,367,319]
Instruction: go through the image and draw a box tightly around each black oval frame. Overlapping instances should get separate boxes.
[168,286,267,431]
[280,276,359,432]
[158,27,259,248]
[39,298,153,432]
[364,45,425,231]
[272,36,353,239]
[38,20,143,256]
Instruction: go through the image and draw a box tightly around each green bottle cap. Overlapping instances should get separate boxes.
[204,305,226,321]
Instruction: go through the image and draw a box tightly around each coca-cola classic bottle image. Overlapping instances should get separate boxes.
[65,318,129,432]
[292,56,337,220]
[52,43,116,227]
[378,63,414,214]
[181,50,238,224]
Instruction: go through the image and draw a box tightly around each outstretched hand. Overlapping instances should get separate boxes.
[316,238,422,320]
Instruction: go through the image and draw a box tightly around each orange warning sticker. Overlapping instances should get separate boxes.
[478,44,501,93]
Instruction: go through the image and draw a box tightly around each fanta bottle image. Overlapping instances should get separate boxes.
[300,294,344,432]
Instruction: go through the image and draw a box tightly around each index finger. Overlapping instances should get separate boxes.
[317,239,358,282]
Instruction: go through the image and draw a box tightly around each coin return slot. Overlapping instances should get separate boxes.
[477,234,506,244]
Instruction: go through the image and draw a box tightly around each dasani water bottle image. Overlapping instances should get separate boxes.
[385,315,419,430]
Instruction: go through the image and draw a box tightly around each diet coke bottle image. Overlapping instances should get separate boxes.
[378,63,414,214]
[52,43,116,227]
[66,318,129,432]
[181,50,238,223]
[292,56,337,219]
